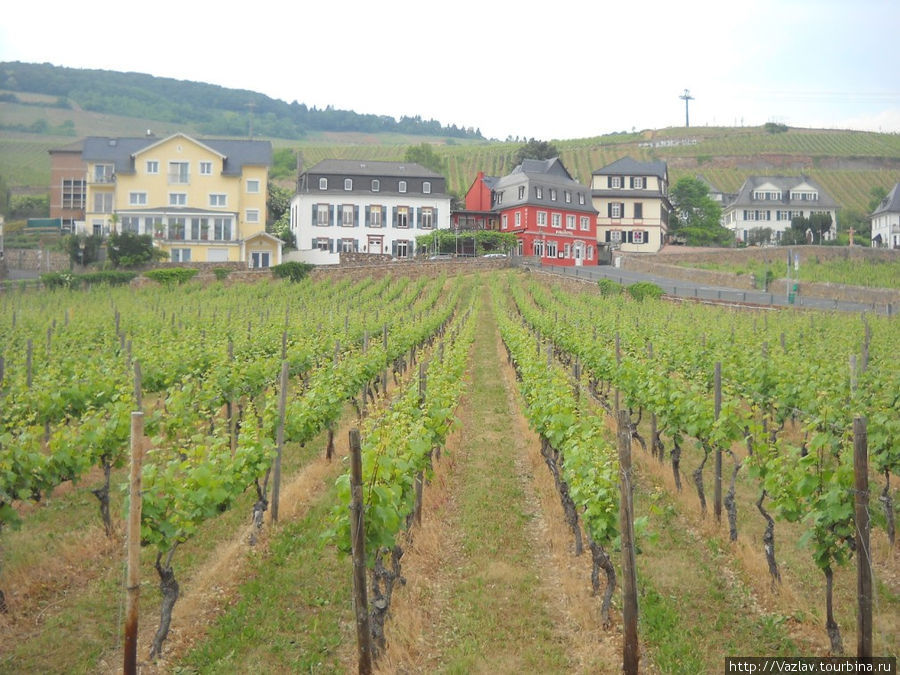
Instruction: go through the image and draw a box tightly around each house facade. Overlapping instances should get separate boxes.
[591,157,671,252]
[722,175,838,244]
[870,182,900,249]
[451,171,500,231]
[48,140,86,231]
[81,133,278,266]
[493,157,597,266]
[290,159,451,259]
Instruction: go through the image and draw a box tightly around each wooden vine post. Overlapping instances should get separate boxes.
[271,360,289,523]
[349,429,373,674]
[617,409,639,674]
[123,409,144,675]
[853,416,872,658]
[713,362,722,524]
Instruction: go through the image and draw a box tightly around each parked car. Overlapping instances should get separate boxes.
[428,254,453,260]
[482,253,507,258]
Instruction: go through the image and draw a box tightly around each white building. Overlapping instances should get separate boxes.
[290,159,451,260]
[722,175,838,244]
[870,182,900,249]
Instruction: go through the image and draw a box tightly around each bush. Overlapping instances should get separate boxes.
[144,268,199,285]
[40,270,137,289]
[271,261,313,283]
[627,281,664,302]
[598,278,624,297]
[212,267,231,281]
[40,272,75,289]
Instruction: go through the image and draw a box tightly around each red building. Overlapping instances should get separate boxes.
[493,157,598,266]
[451,171,500,231]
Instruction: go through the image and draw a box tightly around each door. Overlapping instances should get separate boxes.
[574,241,584,266]
[367,235,383,254]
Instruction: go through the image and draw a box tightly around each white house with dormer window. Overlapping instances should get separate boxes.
[290,159,451,261]
[870,182,900,249]
[722,175,838,244]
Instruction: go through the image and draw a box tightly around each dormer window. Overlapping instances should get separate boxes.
[319,178,328,190]
[610,176,621,188]
[423,181,431,194]
[399,180,407,193]
[344,178,352,190]
[632,177,644,189]
[550,189,557,201]
[372,179,380,192]
[535,187,543,199]
[518,185,525,199]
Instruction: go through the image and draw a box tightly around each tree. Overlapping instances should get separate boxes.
[747,227,773,246]
[270,148,298,180]
[668,177,730,246]
[403,143,446,175]
[106,231,164,267]
[63,234,103,266]
[514,139,559,164]
[267,184,292,225]
[867,185,889,214]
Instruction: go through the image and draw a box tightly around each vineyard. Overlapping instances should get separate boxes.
[0,268,897,673]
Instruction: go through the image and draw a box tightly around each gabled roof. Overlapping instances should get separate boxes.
[726,175,838,209]
[492,157,596,214]
[593,156,668,179]
[81,134,272,176]
[871,182,900,216]
[510,157,574,182]
[133,132,226,160]
[306,159,443,179]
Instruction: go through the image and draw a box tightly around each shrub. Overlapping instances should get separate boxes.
[80,270,137,286]
[598,278,624,297]
[271,261,313,283]
[627,281,664,302]
[212,267,231,281]
[40,272,75,289]
[144,268,199,285]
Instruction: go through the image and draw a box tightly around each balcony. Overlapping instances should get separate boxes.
[168,173,191,185]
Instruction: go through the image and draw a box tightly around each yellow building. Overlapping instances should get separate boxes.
[82,133,281,266]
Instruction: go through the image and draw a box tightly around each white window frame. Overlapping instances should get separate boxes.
[502,214,508,229]
[564,243,571,258]
[423,181,431,194]
[213,217,232,241]
[610,176,621,188]
[246,209,260,223]
[633,230,646,244]
[341,238,355,253]
[551,213,562,229]
[209,193,227,207]
[396,239,410,258]
[369,206,382,227]
[344,178,353,191]
[371,179,380,192]
[610,229,623,243]
[420,207,434,229]
[535,187,543,199]
[399,180,407,193]
[246,179,260,194]
[168,161,189,184]
[518,185,525,199]
[169,192,187,206]
[537,211,547,227]
[316,237,330,251]
[171,248,191,262]
[550,188,557,201]
[533,240,544,256]
[633,177,645,189]
[317,204,330,226]
[611,203,622,218]
[319,178,328,190]
[341,204,355,227]
[199,161,213,176]
[396,207,409,228]
[129,192,147,206]
[580,216,590,231]
[146,160,159,174]
[515,211,521,227]
[566,215,575,230]
[546,240,558,257]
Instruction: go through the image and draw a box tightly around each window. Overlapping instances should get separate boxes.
[537,211,547,227]
[319,178,328,190]
[396,240,409,258]
[371,179,380,192]
[420,208,434,229]
[580,216,590,231]
[246,209,260,223]
[399,180,407,193]
[93,164,114,183]
[564,243,571,258]
[495,191,503,205]
[518,185,525,199]
[251,251,271,268]
[610,176,621,188]
[533,240,544,256]
[535,187,543,199]
[565,191,571,203]
[369,206,382,227]
[147,216,163,237]
[62,179,86,209]
[566,215,575,230]
[633,230,646,244]
[190,217,210,240]
[121,216,140,234]
[578,193,585,205]
[129,192,147,206]
[171,248,191,262]
[344,178,353,191]
[502,214,508,230]
[213,217,232,240]
[550,189,557,201]
[587,245,593,260]
[169,193,187,206]
[633,177,645,189]
[546,240,558,257]
[169,218,186,240]
[168,161,189,184]
[423,181,431,194]
[551,213,561,228]
[341,205,355,227]
[209,194,227,207]
[515,212,521,227]
[146,160,159,174]
[634,202,643,219]
[199,161,213,175]
[316,237,330,251]
[611,203,622,218]
[610,230,623,243]
[246,179,260,193]
[316,204,330,226]
[341,238,355,253]
[94,192,113,213]
[396,207,409,228]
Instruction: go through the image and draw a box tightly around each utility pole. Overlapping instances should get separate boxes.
[679,89,694,128]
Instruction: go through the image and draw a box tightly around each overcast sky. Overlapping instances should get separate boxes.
[2,0,899,141]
